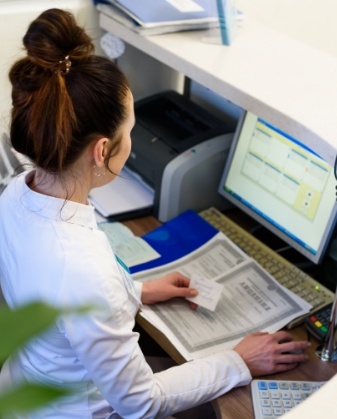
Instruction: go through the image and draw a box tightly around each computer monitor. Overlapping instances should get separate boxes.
[218,111,337,264]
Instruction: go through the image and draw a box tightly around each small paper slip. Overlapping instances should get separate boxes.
[187,276,224,311]
[98,221,160,267]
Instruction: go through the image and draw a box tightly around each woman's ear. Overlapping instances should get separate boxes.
[92,137,109,168]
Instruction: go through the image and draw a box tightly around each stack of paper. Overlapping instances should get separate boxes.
[96,0,219,36]
[134,232,312,361]
[126,210,312,361]
[89,166,154,220]
[97,221,160,267]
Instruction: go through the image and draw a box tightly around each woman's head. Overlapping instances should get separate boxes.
[9,8,131,174]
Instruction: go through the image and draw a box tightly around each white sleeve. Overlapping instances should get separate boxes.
[61,256,251,418]
[133,279,143,301]
[155,350,251,415]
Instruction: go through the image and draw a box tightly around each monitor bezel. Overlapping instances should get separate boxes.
[218,110,337,265]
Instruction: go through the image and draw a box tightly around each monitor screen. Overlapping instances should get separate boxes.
[218,111,337,264]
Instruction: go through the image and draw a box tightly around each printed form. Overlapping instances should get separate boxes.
[133,232,312,361]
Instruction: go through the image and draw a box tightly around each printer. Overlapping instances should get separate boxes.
[126,90,234,222]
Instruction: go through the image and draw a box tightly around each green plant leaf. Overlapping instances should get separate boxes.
[0,301,91,417]
[0,382,70,415]
[0,301,91,364]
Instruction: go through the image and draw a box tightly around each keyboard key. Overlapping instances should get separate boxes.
[251,379,326,419]
[278,382,289,390]
[258,381,268,391]
[199,207,334,328]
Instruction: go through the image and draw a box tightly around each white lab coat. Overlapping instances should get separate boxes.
[0,171,251,418]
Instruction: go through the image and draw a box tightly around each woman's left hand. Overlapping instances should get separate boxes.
[141,271,198,307]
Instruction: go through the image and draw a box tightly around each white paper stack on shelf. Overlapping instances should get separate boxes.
[97,0,219,36]
[89,166,154,220]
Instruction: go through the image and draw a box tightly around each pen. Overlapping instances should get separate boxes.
[216,0,235,45]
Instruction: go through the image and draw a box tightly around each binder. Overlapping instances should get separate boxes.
[130,209,218,274]
[97,2,219,36]
[103,0,218,28]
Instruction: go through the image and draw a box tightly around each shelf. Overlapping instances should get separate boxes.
[98,3,337,165]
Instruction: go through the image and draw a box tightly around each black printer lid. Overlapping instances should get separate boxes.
[134,90,232,153]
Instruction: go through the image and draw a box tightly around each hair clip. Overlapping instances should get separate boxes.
[58,55,72,75]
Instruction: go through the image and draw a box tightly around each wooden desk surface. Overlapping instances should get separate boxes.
[124,215,337,419]
[213,326,337,419]
[122,214,161,237]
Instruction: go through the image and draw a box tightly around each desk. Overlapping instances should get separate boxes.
[122,214,160,237]
[98,0,337,165]
[122,215,191,365]
[213,327,337,419]
[124,214,337,419]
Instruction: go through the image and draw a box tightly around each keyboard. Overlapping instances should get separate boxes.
[199,207,334,328]
[251,379,325,418]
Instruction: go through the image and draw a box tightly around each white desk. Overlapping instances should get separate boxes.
[98,0,337,165]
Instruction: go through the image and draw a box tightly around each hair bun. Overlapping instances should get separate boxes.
[23,8,94,73]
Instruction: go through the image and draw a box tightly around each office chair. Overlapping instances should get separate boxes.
[0,132,28,195]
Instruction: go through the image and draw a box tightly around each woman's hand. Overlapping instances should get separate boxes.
[234,331,311,376]
[141,271,198,306]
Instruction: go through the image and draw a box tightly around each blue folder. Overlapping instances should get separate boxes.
[95,0,218,26]
[130,210,218,274]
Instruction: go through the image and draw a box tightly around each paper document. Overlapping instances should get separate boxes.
[89,167,154,219]
[97,3,219,36]
[133,232,312,361]
[98,221,160,267]
[105,0,219,27]
[187,276,224,311]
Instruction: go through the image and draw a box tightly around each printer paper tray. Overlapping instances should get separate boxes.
[89,167,154,220]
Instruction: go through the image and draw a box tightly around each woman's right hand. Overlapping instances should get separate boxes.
[233,331,311,377]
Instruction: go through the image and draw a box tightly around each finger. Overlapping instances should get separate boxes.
[272,362,299,374]
[281,353,309,364]
[176,287,198,298]
[272,330,294,344]
[276,340,311,354]
[168,273,190,288]
[177,276,191,287]
[273,348,309,366]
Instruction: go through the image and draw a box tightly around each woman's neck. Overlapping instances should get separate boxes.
[27,168,90,205]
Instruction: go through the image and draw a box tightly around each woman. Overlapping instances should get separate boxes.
[0,8,310,418]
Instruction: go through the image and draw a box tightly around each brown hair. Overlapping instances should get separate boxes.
[9,8,130,173]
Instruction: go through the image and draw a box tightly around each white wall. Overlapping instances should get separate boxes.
[0,0,102,136]
[0,0,184,133]
[117,43,184,101]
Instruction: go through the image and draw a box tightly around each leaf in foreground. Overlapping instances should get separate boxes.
[0,382,70,415]
[0,301,90,363]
